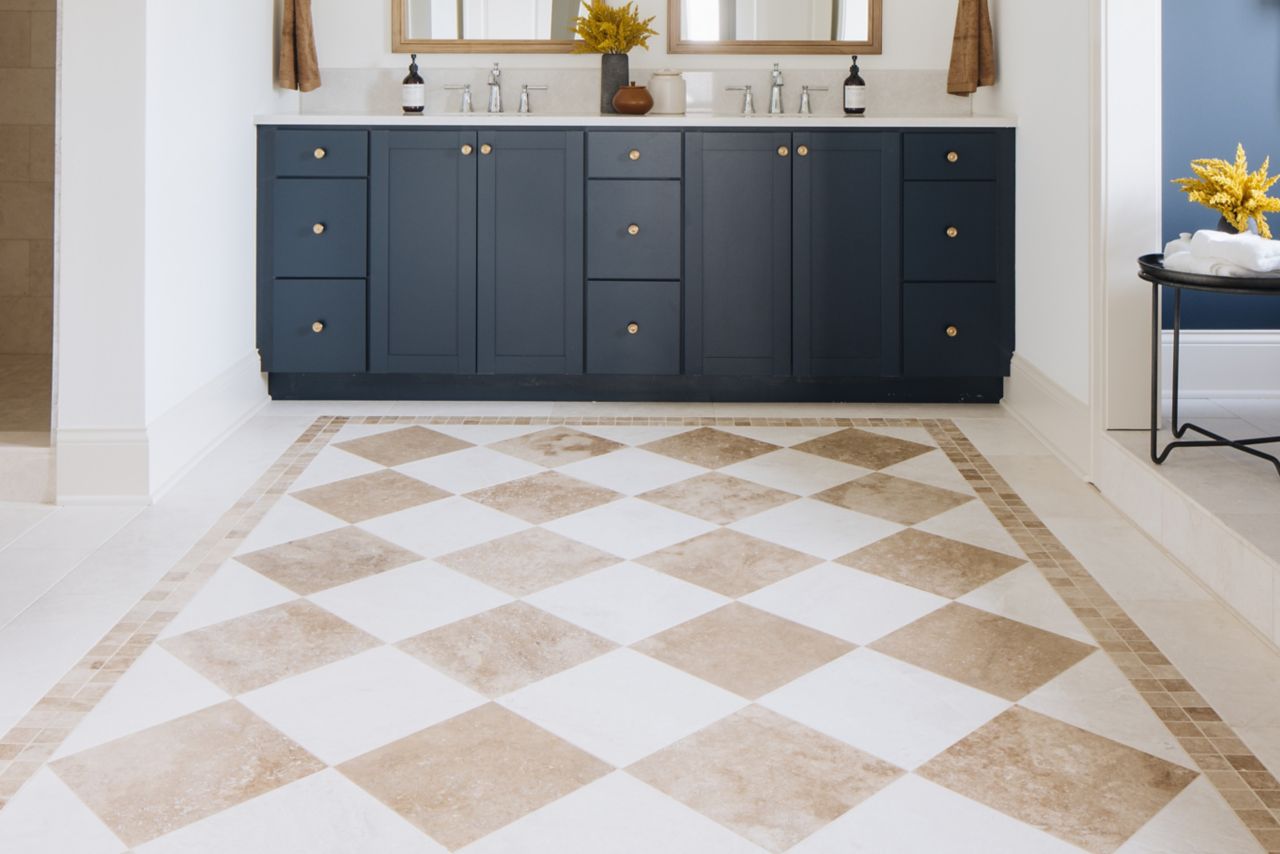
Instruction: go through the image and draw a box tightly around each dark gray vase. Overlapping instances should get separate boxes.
[600,53,629,114]
[1218,214,1258,234]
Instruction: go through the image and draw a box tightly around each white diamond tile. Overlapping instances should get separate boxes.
[241,647,486,765]
[716,425,846,447]
[54,647,228,760]
[742,564,947,645]
[332,422,411,443]
[914,500,1026,558]
[500,649,747,767]
[0,768,124,854]
[880,449,977,496]
[571,425,697,446]
[958,564,1094,645]
[1118,776,1265,854]
[759,648,1009,770]
[426,423,548,445]
[730,500,902,560]
[394,447,542,495]
[719,449,872,497]
[309,562,511,643]
[464,772,765,854]
[233,496,346,556]
[556,449,707,496]
[288,446,385,494]
[526,563,729,645]
[359,497,530,558]
[136,769,445,854]
[860,426,939,448]
[159,560,298,640]
[791,774,1081,854]
[544,499,717,561]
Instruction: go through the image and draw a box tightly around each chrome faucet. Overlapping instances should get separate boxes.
[769,64,785,115]
[518,84,548,114]
[798,85,828,115]
[726,84,756,115]
[487,63,503,113]
[445,83,474,113]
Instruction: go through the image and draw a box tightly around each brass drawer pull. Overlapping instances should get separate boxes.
[461,144,474,156]
[946,226,959,239]
[946,150,960,163]
[627,322,640,335]
[312,321,326,334]
[946,325,959,338]
[627,224,641,236]
[797,145,810,157]
[777,145,790,158]
[629,149,641,161]
[480,143,493,155]
[314,147,327,160]
[312,223,326,236]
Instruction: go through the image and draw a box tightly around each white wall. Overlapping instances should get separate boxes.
[312,0,957,71]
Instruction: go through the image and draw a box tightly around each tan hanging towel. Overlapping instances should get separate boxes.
[280,0,322,93]
[947,0,995,96]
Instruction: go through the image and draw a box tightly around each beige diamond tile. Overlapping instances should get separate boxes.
[51,701,323,847]
[339,703,610,850]
[636,528,822,598]
[489,426,625,468]
[236,527,423,596]
[294,470,451,524]
[633,603,854,699]
[335,426,472,467]
[641,427,780,470]
[160,600,381,694]
[793,428,933,470]
[918,706,1198,853]
[639,472,798,525]
[870,603,1095,701]
[812,473,973,525]
[466,471,622,525]
[399,602,617,697]
[437,528,621,597]
[837,528,1025,599]
[628,705,903,852]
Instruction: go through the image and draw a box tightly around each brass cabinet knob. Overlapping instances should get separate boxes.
[946,150,960,163]
[312,321,326,334]
[627,224,641,236]
[777,145,790,157]
[946,226,959,239]
[312,223,326,236]
[796,145,810,157]
[945,325,959,338]
[627,322,640,335]
[314,147,327,160]
[461,144,474,156]
[629,149,641,161]
[480,143,493,155]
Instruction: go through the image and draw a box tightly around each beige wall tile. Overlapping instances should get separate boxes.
[28,11,52,68]
[0,68,54,124]
[27,237,49,296]
[0,180,51,239]
[0,295,52,354]
[0,239,29,296]
[0,0,55,10]
[0,12,30,67]
[0,125,29,180]
[27,123,50,180]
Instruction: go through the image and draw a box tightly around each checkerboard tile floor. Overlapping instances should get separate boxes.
[0,419,1271,852]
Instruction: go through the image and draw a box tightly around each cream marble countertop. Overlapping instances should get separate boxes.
[255,112,1016,128]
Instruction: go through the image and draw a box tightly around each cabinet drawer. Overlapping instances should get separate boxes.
[903,283,1003,377]
[587,281,681,375]
[903,132,997,181]
[272,129,368,178]
[588,180,682,280]
[588,131,682,179]
[272,179,368,278]
[272,279,367,373]
[903,182,998,282]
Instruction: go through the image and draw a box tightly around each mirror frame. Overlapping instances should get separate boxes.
[666,0,882,55]
[391,0,577,53]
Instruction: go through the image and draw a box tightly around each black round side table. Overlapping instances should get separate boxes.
[1138,254,1280,476]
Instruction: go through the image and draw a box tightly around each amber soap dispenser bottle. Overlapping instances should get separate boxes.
[843,55,866,116]
[402,54,426,114]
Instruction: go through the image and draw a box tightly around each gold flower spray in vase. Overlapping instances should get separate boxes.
[1173,143,1280,238]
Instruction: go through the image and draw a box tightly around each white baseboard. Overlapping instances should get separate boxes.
[1162,330,1280,398]
[55,353,267,504]
[1002,354,1092,477]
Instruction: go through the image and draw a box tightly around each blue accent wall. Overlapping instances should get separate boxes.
[1163,0,1280,329]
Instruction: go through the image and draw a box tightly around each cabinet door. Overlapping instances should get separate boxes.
[793,131,901,377]
[369,130,477,374]
[685,131,793,376]
[477,130,585,375]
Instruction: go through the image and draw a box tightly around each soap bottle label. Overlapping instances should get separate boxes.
[402,84,426,110]
[844,86,866,111]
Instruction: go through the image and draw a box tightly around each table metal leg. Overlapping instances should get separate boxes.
[1150,283,1161,465]
[1171,287,1184,438]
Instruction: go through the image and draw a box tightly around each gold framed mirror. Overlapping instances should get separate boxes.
[392,0,580,53]
[667,0,882,55]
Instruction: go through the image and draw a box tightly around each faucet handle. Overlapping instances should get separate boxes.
[519,84,548,114]
[726,85,756,115]
[798,85,829,115]
[445,83,474,113]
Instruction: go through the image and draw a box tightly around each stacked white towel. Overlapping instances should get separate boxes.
[1164,230,1280,276]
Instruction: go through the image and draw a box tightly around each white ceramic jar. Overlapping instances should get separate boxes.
[648,70,687,116]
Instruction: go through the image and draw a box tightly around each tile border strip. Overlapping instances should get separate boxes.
[0,414,1272,851]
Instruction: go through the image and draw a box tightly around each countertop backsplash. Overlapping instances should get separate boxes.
[298,67,972,118]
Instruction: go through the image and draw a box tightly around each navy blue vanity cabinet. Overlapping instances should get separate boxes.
[792,131,901,377]
[369,130,478,374]
[685,131,794,376]
[477,130,585,375]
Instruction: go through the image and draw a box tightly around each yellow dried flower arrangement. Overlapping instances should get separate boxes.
[1173,143,1280,239]
[572,0,658,55]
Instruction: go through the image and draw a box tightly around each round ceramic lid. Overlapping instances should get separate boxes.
[651,69,682,76]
